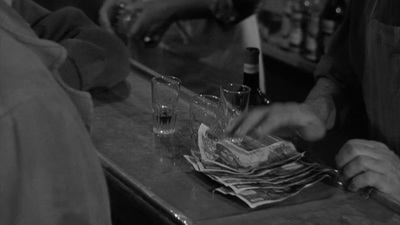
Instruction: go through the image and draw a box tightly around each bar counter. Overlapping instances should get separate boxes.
[91,60,400,225]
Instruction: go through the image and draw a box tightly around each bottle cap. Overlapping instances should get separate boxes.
[244,47,259,64]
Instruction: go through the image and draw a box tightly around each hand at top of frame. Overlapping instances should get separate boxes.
[99,0,175,46]
[98,0,118,33]
[225,102,327,142]
[122,0,180,46]
[99,0,209,46]
[336,139,400,203]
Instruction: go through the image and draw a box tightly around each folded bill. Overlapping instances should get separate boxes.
[213,173,328,208]
[198,123,303,171]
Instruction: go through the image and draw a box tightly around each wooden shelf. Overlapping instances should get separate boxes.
[261,39,317,74]
[257,1,318,75]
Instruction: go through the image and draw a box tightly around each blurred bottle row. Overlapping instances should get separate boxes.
[259,0,347,62]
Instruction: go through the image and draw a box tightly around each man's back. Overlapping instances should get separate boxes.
[0,1,111,224]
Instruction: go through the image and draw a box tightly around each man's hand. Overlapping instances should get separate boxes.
[226,102,327,142]
[99,0,197,46]
[336,139,400,202]
[123,0,177,46]
[98,0,117,33]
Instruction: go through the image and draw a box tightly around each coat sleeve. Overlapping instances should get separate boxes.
[0,28,112,225]
[0,96,113,225]
[314,2,358,94]
[313,0,367,131]
[19,1,130,91]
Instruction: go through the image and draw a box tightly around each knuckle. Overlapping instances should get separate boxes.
[342,141,359,155]
[353,156,366,168]
[345,139,358,147]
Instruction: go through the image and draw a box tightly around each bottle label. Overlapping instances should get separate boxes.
[322,35,333,53]
[307,16,320,37]
[244,64,259,74]
[305,35,318,52]
[281,17,292,38]
[321,19,336,34]
[290,28,303,46]
[321,20,336,52]
[292,12,303,21]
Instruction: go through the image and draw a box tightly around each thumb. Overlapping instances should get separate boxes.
[98,0,116,33]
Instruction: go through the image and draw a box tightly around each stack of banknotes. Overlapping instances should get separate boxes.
[184,124,334,208]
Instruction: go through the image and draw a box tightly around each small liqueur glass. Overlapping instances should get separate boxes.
[219,83,251,143]
[151,76,181,135]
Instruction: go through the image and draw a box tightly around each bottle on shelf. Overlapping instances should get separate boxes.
[289,0,306,53]
[279,0,294,50]
[303,0,326,62]
[320,0,347,54]
[243,47,271,108]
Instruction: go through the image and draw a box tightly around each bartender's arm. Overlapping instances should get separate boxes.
[225,77,336,142]
[227,0,400,202]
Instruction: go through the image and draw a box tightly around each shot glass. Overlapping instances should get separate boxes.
[189,94,221,154]
[220,83,251,142]
[151,76,181,135]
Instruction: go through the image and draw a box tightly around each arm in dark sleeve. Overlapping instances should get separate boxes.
[20,2,130,91]
[314,1,358,95]
[309,1,361,129]
[0,97,113,225]
[0,28,111,224]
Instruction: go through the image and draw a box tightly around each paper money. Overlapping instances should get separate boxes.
[209,162,320,186]
[227,169,331,193]
[198,124,302,171]
[183,124,335,208]
[214,173,328,208]
[184,155,199,171]
[214,185,300,208]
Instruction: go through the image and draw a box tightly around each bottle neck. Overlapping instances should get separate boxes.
[243,63,259,91]
[244,63,259,75]
[243,47,260,92]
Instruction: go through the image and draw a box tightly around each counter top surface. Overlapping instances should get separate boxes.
[91,60,400,225]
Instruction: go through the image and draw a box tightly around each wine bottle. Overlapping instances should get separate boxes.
[279,0,294,50]
[243,47,271,108]
[289,0,306,53]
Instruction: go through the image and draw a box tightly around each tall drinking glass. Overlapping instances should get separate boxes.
[151,76,181,135]
[189,94,221,156]
[220,83,251,142]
